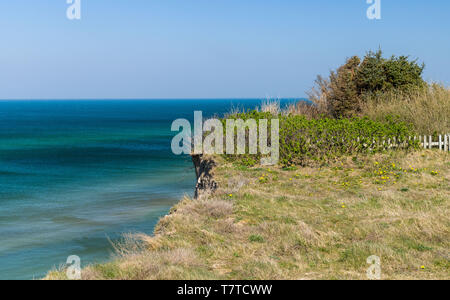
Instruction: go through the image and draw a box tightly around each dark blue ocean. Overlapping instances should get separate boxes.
[0,99,298,280]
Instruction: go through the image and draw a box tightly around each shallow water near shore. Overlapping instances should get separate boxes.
[0,99,299,280]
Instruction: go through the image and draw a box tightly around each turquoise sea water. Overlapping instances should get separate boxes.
[0,99,298,280]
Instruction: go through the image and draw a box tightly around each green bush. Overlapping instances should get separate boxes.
[357,50,425,94]
[221,111,419,166]
[278,115,418,166]
[309,50,425,118]
[219,110,276,166]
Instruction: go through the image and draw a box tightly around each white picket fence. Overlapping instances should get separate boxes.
[416,134,450,151]
[353,134,450,151]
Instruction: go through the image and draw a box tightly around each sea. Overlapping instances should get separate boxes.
[0,99,298,279]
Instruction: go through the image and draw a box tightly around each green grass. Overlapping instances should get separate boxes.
[46,150,449,280]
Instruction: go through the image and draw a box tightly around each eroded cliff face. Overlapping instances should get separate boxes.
[191,154,218,199]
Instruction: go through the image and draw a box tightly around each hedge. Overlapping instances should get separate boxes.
[220,111,419,166]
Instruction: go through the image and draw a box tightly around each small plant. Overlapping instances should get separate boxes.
[371,160,404,185]
[259,175,269,184]
[249,234,265,243]
[282,166,297,171]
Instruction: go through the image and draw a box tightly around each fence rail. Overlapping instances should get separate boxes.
[417,135,450,151]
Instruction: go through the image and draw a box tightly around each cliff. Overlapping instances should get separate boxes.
[191,154,218,199]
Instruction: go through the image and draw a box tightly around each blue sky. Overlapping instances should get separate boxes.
[0,0,448,99]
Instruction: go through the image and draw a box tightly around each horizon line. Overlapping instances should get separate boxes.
[0,97,309,101]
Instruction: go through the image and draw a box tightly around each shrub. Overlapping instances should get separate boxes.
[357,50,425,94]
[220,110,277,166]
[309,50,425,118]
[326,56,361,118]
[221,110,419,166]
[278,115,418,166]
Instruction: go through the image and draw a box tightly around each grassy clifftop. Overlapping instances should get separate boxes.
[47,150,449,280]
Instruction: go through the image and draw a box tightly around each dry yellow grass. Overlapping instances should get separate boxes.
[361,84,450,135]
[259,99,281,115]
[46,150,449,280]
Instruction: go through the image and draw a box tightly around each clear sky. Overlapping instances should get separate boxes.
[0,0,449,99]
